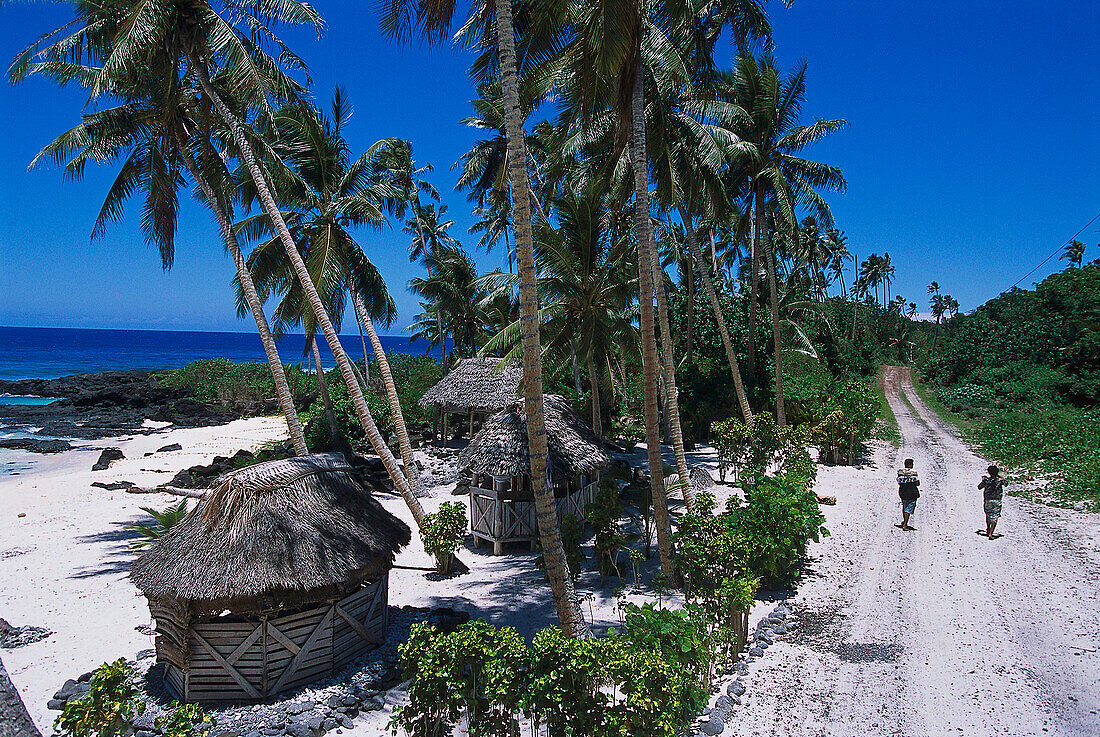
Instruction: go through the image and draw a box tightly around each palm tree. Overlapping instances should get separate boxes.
[824,228,851,298]
[485,181,637,439]
[379,0,584,636]
[235,91,422,491]
[12,8,310,456]
[83,0,430,529]
[405,202,460,267]
[409,246,491,358]
[928,281,944,359]
[722,54,848,425]
[1063,239,1087,269]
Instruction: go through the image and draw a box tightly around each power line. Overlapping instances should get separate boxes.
[1009,210,1100,289]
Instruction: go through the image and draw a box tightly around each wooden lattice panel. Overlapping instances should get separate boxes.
[167,575,390,702]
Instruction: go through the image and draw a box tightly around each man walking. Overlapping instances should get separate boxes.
[896,458,920,531]
[978,465,1005,539]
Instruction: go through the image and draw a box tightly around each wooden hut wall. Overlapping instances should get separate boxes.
[163,576,389,703]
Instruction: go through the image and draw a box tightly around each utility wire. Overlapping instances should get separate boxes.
[1009,210,1100,289]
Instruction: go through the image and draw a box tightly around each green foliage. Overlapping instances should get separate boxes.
[155,702,214,737]
[55,660,144,737]
[711,414,813,482]
[587,479,630,576]
[392,611,709,737]
[674,491,759,653]
[923,263,1100,508]
[305,356,443,451]
[304,377,390,451]
[734,474,829,585]
[161,359,315,411]
[976,406,1100,509]
[807,381,880,464]
[368,354,443,426]
[420,501,468,574]
[123,499,189,549]
[559,513,585,579]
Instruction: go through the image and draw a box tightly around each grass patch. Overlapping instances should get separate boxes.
[914,373,1099,512]
[870,377,900,445]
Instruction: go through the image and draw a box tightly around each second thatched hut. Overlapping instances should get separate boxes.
[418,357,522,441]
[459,394,611,553]
[130,454,410,703]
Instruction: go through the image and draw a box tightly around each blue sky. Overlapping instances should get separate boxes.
[0,0,1097,334]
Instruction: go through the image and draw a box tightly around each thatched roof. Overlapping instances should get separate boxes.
[130,454,411,603]
[418,357,522,412]
[459,394,611,479]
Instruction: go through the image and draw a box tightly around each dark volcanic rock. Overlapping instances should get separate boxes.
[0,370,246,437]
[91,480,136,491]
[0,439,70,454]
[5,658,45,736]
[92,448,125,471]
[157,443,182,453]
[0,618,51,649]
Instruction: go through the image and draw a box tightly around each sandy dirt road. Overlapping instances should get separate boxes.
[730,366,1100,737]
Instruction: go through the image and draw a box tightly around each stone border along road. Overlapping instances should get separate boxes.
[697,366,1100,737]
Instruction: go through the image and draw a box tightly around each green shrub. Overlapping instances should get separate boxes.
[161,359,315,411]
[393,612,707,737]
[421,502,468,574]
[155,702,214,737]
[304,378,391,452]
[55,660,144,737]
[733,473,829,585]
[809,381,880,464]
[712,414,812,482]
[587,480,630,576]
[674,491,759,653]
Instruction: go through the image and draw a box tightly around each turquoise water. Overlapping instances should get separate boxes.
[0,396,59,405]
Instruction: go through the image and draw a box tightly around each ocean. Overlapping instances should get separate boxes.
[0,326,440,382]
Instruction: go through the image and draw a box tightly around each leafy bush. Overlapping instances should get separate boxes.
[808,381,880,464]
[55,660,144,737]
[587,479,630,576]
[674,491,759,654]
[420,502,468,574]
[304,378,391,452]
[392,610,708,737]
[366,354,443,426]
[733,473,829,585]
[156,702,214,737]
[161,359,315,411]
[712,414,812,482]
[123,499,189,549]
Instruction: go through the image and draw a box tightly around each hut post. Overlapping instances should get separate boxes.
[442,409,449,444]
[469,409,475,438]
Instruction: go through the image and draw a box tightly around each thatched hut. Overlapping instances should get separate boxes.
[130,454,411,703]
[459,394,611,553]
[418,357,522,440]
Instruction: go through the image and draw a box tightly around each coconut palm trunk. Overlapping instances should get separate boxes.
[352,291,421,491]
[756,184,786,426]
[629,67,674,577]
[681,205,752,421]
[190,55,427,528]
[494,0,583,636]
[587,354,602,438]
[746,192,760,380]
[180,149,308,455]
[683,255,694,366]
[652,251,693,508]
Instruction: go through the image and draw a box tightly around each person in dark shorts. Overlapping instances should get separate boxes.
[978,465,1005,538]
[896,458,920,531]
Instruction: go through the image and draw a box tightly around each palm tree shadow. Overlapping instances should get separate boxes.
[69,520,143,579]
